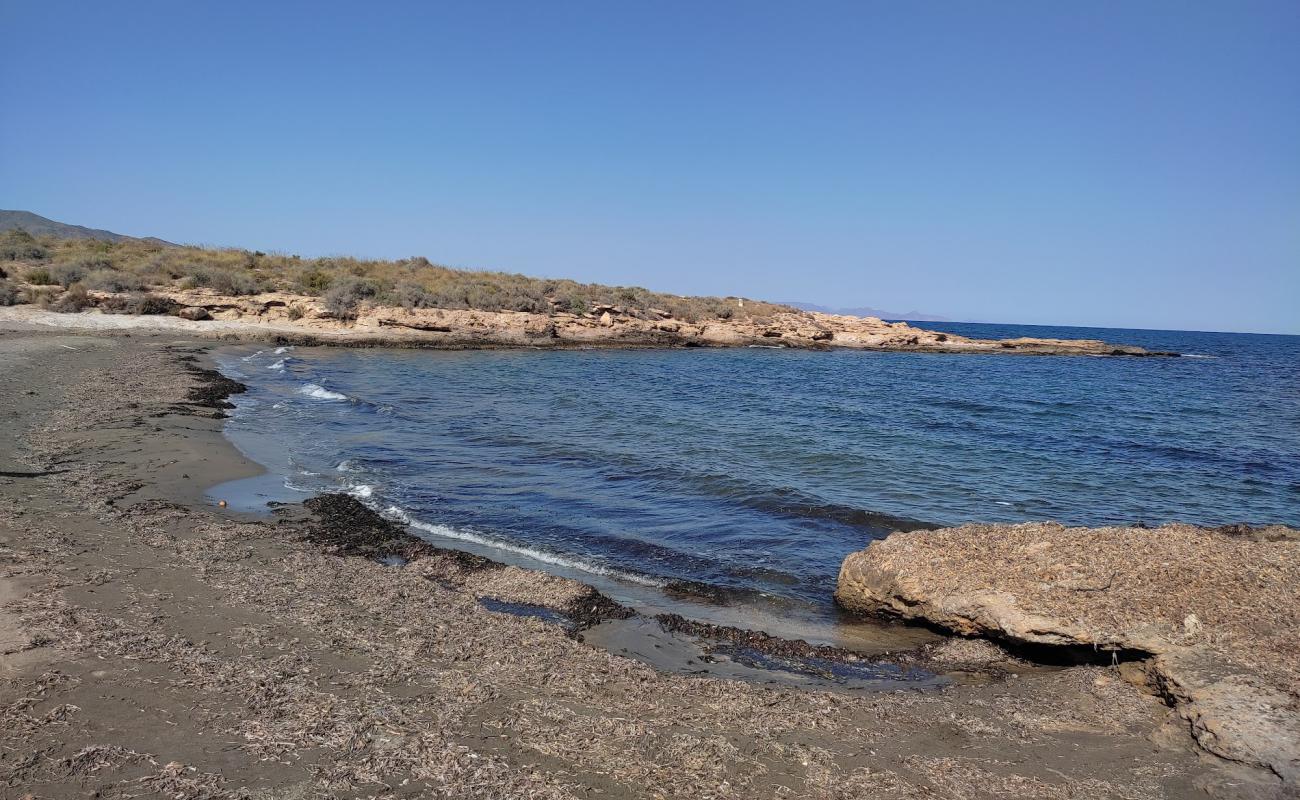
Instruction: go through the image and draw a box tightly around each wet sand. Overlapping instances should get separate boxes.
[0,325,1270,798]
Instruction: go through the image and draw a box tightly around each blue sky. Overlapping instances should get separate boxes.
[2,1,1296,333]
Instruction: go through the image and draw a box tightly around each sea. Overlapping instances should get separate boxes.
[211,323,1300,642]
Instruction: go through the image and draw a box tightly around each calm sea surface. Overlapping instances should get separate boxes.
[213,323,1300,619]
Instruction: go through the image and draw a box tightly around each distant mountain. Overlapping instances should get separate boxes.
[782,301,950,323]
[0,210,173,245]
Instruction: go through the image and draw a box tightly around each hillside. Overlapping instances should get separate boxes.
[0,217,1171,356]
[0,209,172,245]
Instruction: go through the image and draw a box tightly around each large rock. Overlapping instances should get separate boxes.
[836,522,1300,787]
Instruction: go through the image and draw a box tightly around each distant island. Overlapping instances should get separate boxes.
[0,210,1172,357]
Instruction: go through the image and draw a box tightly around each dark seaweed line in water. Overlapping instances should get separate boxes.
[293,493,945,686]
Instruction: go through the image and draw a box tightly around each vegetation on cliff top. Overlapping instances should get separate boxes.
[0,228,792,323]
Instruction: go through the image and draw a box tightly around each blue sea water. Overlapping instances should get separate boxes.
[212,324,1300,617]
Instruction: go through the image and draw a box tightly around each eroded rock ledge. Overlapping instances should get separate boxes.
[835,522,1300,787]
[0,286,1178,356]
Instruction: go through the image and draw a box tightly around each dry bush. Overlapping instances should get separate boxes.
[99,292,177,315]
[24,266,56,285]
[22,285,62,305]
[0,228,48,261]
[83,269,148,292]
[0,278,20,305]
[51,284,93,312]
[179,266,261,295]
[323,277,378,319]
[14,236,796,321]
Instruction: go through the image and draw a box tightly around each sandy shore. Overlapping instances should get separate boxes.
[0,325,1267,798]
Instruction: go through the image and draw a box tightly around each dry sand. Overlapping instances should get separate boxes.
[0,324,1271,798]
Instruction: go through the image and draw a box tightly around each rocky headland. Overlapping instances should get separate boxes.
[0,285,1176,356]
[836,522,1300,792]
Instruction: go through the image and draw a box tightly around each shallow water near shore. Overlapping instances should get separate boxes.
[210,323,1300,643]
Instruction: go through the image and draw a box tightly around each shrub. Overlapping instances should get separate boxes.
[323,277,378,319]
[186,267,260,296]
[0,279,20,305]
[295,268,334,294]
[22,285,61,305]
[555,294,587,314]
[100,292,176,315]
[384,282,435,310]
[24,267,56,285]
[0,229,48,261]
[51,284,92,312]
[286,304,305,321]
[49,262,89,288]
[82,269,148,292]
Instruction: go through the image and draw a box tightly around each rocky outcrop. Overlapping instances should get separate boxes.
[836,522,1300,786]
[6,285,1178,356]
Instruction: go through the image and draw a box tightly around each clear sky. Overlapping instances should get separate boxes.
[2,1,1297,333]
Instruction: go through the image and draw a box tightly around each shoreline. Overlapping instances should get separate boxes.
[0,326,1274,798]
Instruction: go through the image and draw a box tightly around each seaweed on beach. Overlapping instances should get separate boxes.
[171,349,247,413]
[300,493,471,564]
[655,612,873,665]
[299,493,631,631]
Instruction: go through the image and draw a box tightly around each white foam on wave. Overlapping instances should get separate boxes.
[347,483,375,499]
[382,505,665,587]
[1182,353,1218,359]
[299,383,348,401]
[274,346,294,354]
[241,349,266,361]
[267,358,288,370]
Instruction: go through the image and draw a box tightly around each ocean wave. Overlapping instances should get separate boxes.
[383,505,665,587]
[267,358,289,370]
[281,477,321,493]
[299,383,349,401]
[274,346,294,354]
[1182,353,1218,359]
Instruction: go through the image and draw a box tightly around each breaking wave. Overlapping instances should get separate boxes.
[299,383,349,401]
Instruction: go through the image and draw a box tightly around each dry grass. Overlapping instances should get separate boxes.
[0,228,793,322]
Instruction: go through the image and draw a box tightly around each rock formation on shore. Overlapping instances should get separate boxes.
[2,284,1176,356]
[836,522,1300,788]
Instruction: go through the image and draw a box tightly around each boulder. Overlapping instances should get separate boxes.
[177,306,211,321]
[836,522,1300,785]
